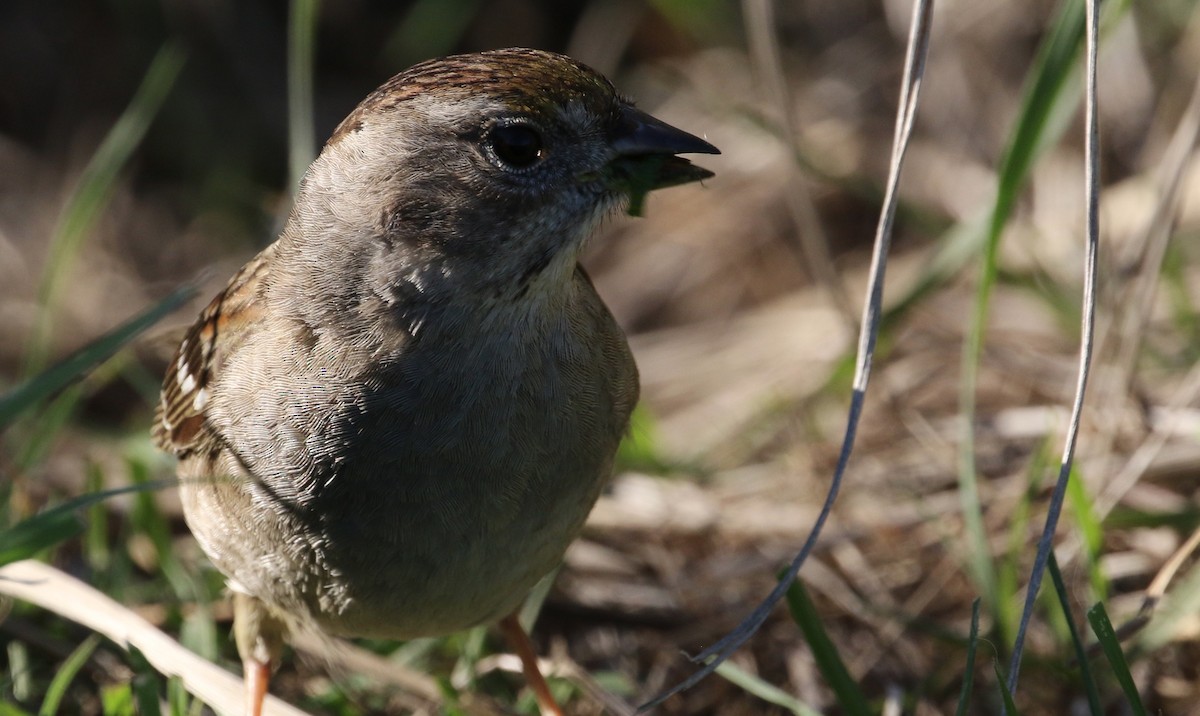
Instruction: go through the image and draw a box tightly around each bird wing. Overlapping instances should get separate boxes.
[153,244,276,457]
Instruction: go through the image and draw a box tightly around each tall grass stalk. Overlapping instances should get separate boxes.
[287,0,320,191]
[640,1,936,707]
[1004,0,1105,702]
[955,0,1087,643]
[22,43,185,377]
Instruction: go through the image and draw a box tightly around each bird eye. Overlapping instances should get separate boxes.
[486,123,544,169]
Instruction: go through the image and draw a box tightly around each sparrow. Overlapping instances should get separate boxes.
[154,47,717,716]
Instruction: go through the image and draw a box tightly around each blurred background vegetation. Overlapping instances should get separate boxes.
[5,0,1200,714]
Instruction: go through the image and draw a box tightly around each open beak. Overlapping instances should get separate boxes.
[608,105,719,213]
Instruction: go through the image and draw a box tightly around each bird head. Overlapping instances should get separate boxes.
[288,48,718,301]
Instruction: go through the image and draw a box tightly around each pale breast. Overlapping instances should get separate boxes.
[183,271,637,638]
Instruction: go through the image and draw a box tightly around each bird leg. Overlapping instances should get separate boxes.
[233,592,287,716]
[499,613,564,716]
[243,658,270,716]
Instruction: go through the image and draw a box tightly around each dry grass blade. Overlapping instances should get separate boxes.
[0,560,309,716]
[1093,363,1200,520]
[1084,8,1200,513]
[1080,523,1200,660]
[637,0,936,709]
[1144,525,1200,609]
[1102,28,1200,399]
[556,657,640,716]
[287,632,450,712]
[1004,0,1101,699]
[741,0,857,332]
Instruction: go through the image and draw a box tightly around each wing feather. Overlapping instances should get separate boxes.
[153,245,276,456]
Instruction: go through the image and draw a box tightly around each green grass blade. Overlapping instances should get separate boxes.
[451,626,487,693]
[0,703,35,716]
[1086,602,1147,716]
[128,460,190,598]
[8,641,33,702]
[993,661,1020,716]
[84,463,111,572]
[714,661,822,716]
[953,599,982,716]
[1065,467,1107,601]
[1006,0,1110,695]
[993,0,1088,197]
[0,483,171,566]
[24,42,186,375]
[785,580,872,716]
[38,633,101,716]
[953,0,1085,614]
[0,286,194,429]
[648,0,734,40]
[287,0,320,191]
[382,0,481,69]
[886,0,1087,327]
[101,684,136,716]
[995,445,1048,646]
[516,566,559,632]
[166,676,191,716]
[12,386,84,470]
[128,648,164,716]
[0,506,81,566]
[951,0,1090,632]
[616,403,664,471]
[1047,554,1102,715]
